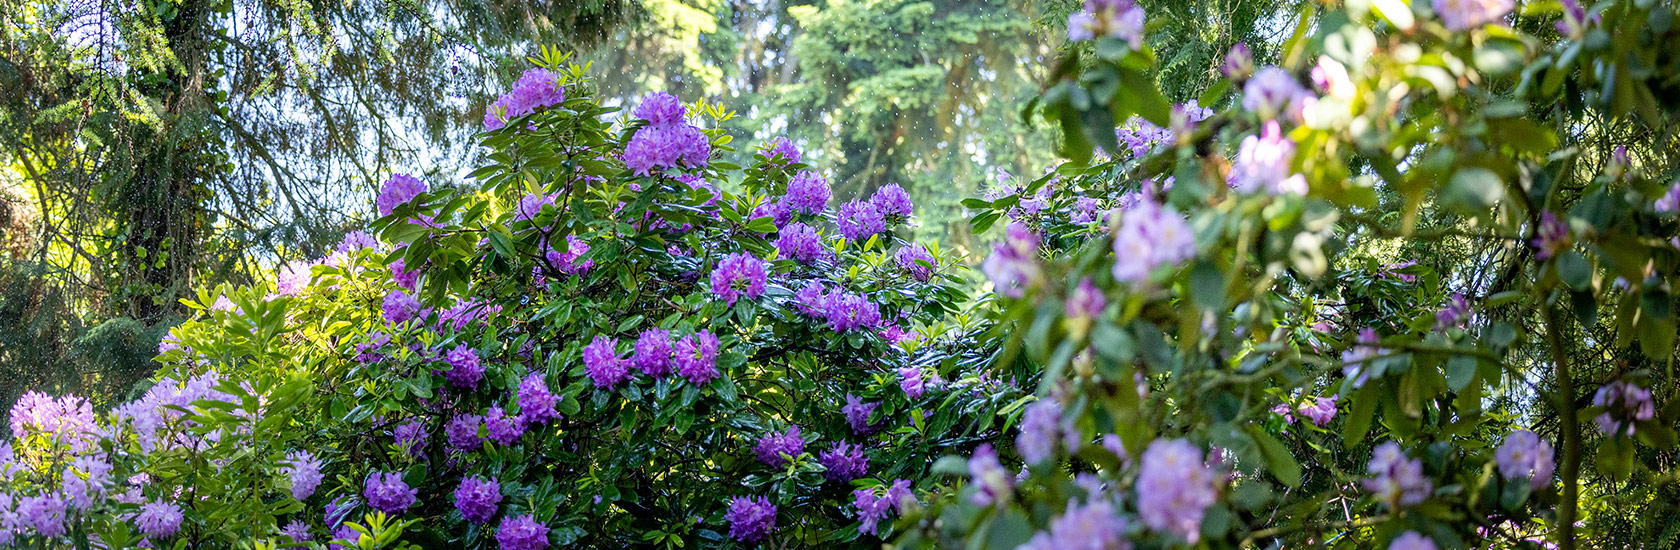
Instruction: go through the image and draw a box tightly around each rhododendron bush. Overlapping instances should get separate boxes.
[7,1,1680,549]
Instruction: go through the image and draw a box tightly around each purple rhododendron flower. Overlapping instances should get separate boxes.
[363,472,418,515]
[710,252,768,306]
[583,336,630,390]
[377,173,428,217]
[518,373,561,426]
[330,523,360,548]
[899,366,925,399]
[1223,42,1254,80]
[1066,0,1145,48]
[1434,0,1513,31]
[725,496,777,542]
[870,183,913,218]
[1070,196,1104,225]
[982,222,1042,298]
[843,394,880,434]
[282,520,312,542]
[775,222,828,263]
[1111,198,1197,284]
[135,499,184,538]
[836,199,886,242]
[1495,429,1555,490]
[819,442,869,482]
[545,235,593,275]
[485,408,524,445]
[633,91,686,125]
[751,198,794,229]
[455,476,502,524]
[443,344,484,389]
[755,426,805,467]
[394,420,428,458]
[517,193,555,222]
[1341,328,1381,387]
[622,93,711,176]
[446,413,486,451]
[1297,396,1338,427]
[382,290,422,325]
[967,444,1012,506]
[1654,182,1680,213]
[1231,121,1307,195]
[282,451,324,501]
[276,260,315,296]
[1065,277,1106,320]
[484,67,565,130]
[1136,439,1218,543]
[784,170,831,214]
[1364,442,1433,507]
[824,291,881,332]
[765,137,801,164]
[675,331,721,385]
[1390,531,1439,550]
[1018,498,1130,550]
[1592,380,1655,436]
[1017,399,1065,465]
[853,487,894,536]
[1435,293,1471,329]
[389,258,420,291]
[1530,211,1570,260]
[1242,67,1308,121]
[17,493,67,538]
[632,329,674,378]
[894,244,935,282]
[496,514,550,550]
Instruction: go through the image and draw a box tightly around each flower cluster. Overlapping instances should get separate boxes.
[725,496,777,542]
[982,222,1042,297]
[517,372,562,426]
[1110,198,1196,284]
[282,451,324,501]
[1435,293,1472,329]
[1363,442,1432,507]
[622,92,711,176]
[135,499,184,538]
[1433,0,1513,31]
[1231,121,1307,195]
[544,235,594,275]
[775,222,828,263]
[1019,498,1129,550]
[382,290,422,325]
[631,329,675,378]
[454,476,503,524]
[755,426,805,467]
[393,420,428,458]
[674,330,721,385]
[764,137,801,164]
[484,67,565,130]
[1066,0,1145,48]
[819,442,869,482]
[1530,211,1570,260]
[1495,430,1556,490]
[1016,399,1066,465]
[376,173,428,218]
[967,444,1013,507]
[583,335,631,390]
[442,344,484,389]
[495,514,550,550]
[1136,439,1218,543]
[843,394,880,434]
[1592,380,1655,436]
[893,244,934,281]
[363,471,418,514]
[710,252,768,306]
[795,283,883,332]
[1654,181,1680,213]
[851,480,913,535]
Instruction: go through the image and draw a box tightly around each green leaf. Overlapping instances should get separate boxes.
[1342,384,1378,446]
[1442,168,1506,212]
[1445,355,1476,392]
[1556,251,1592,291]
[1244,426,1302,487]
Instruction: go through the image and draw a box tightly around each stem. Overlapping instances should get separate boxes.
[1540,302,1580,550]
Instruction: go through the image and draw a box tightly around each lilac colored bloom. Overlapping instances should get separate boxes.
[377,173,428,217]
[633,92,686,125]
[282,451,324,501]
[484,67,565,129]
[338,230,379,254]
[1223,43,1254,80]
[837,199,887,243]
[982,222,1042,297]
[1364,442,1433,507]
[1297,396,1338,427]
[894,244,935,282]
[1065,277,1106,320]
[1496,429,1555,490]
[843,394,880,435]
[870,183,914,218]
[61,455,111,510]
[135,499,183,538]
[751,199,794,229]
[1434,0,1513,31]
[1231,121,1306,195]
[1071,196,1105,225]
[446,413,486,451]
[899,366,925,400]
[764,137,801,164]
[755,426,805,467]
[1341,328,1381,387]
[389,258,420,291]
[710,252,768,306]
[784,170,831,214]
[631,329,675,378]
[330,523,361,548]
[17,493,67,537]
[1136,438,1218,543]
[1018,498,1130,550]
[725,496,777,542]
[516,193,555,223]
[517,373,561,426]
[1017,399,1064,464]
[775,222,828,263]
[1554,0,1597,36]
[364,472,418,515]
[282,520,312,542]
[583,336,630,390]
[1066,0,1146,48]
[794,281,832,317]
[1530,211,1570,260]
[967,444,1013,506]
[1435,293,1471,330]
[1242,67,1308,121]
[1654,182,1680,213]
[545,235,593,275]
[1390,531,1438,550]
[1111,198,1197,284]
[394,420,428,458]
[852,487,895,536]
[441,344,484,389]
[622,119,711,176]
[824,291,882,332]
[485,408,524,445]
[1592,380,1656,436]
[454,476,503,524]
[496,514,550,550]
[819,442,869,482]
[382,290,422,325]
[675,331,721,385]
[1273,403,1296,424]
[1116,116,1173,158]
[276,260,315,296]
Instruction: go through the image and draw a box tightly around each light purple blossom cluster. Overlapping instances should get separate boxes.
[583,335,631,390]
[755,426,805,467]
[393,420,428,458]
[15,493,68,538]
[631,329,674,378]
[484,67,565,130]
[1136,438,1218,543]
[1530,212,1570,260]
[1391,531,1439,550]
[1495,429,1555,489]
[898,366,925,399]
[1435,293,1472,329]
[1298,396,1338,426]
[1066,0,1145,48]
[441,344,484,389]
[485,408,524,445]
[1242,67,1310,121]
[819,442,869,482]
[454,476,502,524]
[1654,181,1680,213]
[1341,328,1381,388]
[1110,197,1197,284]
[1019,498,1130,550]
[1363,442,1432,507]
[275,259,318,296]
[363,471,418,514]
[135,499,184,538]
[725,496,777,542]
[1592,380,1656,436]
[1433,0,1513,31]
[871,183,913,218]
[1065,278,1106,320]
[9,392,99,451]
[784,170,832,215]
[382,290,423,325]
[1070,196,1105,225]
[967,444,1013,506]
[518,372,562,426]
[1223,43,1254,80]
[764,137,801,164]
[843,394,880,435]
[1114,101,1211,158]
[851,480,913,536]
[894,244,934,282]
[495,514,550,550]
[675,330,721,385]
[377,173,428,218]
[795,282,883,332]
[544,235,593,275]
[982,222,1042,298]
[837,199,887,243]
[775,222,828,263]
[1231,121,1307,195]
[389,258,420,291]
[710,252,768,306]
[447,413,486,451]
[1016,399,1066,465]
[622,92,711,176]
